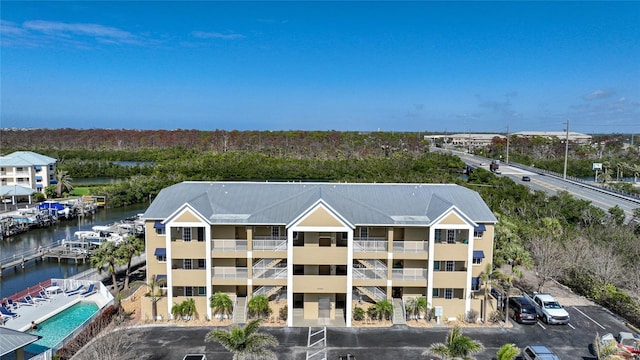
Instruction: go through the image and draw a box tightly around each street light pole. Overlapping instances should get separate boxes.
[563,120,570,180]
[506,124,510,165]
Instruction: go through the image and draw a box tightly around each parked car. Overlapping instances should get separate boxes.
[522,175,531,182]
[522,345,560,360]
[601,332,640,356]
[523,292,570,325]
[508,296,537,324]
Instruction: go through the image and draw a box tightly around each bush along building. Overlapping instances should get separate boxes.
[142,181,497,327]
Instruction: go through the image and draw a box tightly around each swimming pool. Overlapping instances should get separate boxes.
[25,302,99,354]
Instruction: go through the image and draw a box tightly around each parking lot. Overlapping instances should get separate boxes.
[125,302,635,360]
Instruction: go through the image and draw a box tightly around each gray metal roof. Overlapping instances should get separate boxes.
[0,185,35,196]
[144,182,497,226]
[0,327,40,356]
[0,151,56,166]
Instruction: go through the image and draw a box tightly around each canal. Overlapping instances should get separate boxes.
[0,203,148,298]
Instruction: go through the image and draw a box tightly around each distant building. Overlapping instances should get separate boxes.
[0,151,57,198]
[425,134,505,148]
[512,131,592,144]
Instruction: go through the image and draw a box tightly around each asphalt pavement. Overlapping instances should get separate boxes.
[123,303,635,360]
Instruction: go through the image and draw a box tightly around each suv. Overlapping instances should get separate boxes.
[522,175,531,182]
[508,296,537,324]
[522,345,560,360]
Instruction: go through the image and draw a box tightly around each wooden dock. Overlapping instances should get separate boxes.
[0,240,88,277]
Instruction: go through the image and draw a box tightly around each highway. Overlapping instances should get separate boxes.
[449,149,640,221]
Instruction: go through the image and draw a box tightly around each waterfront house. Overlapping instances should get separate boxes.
[142,181,497,327]
[0,151,57,201]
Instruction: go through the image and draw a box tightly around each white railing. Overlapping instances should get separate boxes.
[212,239,248,251]
[252,239,287,251]
[253,235,287,241]
[352,268,387,280]
[357,286,386,301]
[393,241,428,253]
[253,266,288,279]
[392,268,427,281]
[353,240,388,252]
[212,267,248,279]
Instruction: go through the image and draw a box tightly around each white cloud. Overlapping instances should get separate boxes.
[191,31,245,40]
[582,89,614,100]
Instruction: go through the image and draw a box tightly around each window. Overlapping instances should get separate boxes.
[184,259,192,269]
[198,287,206,296]
[445,261,454,272]
[271,226,280,238]
[473,258,482,265]
[433,261,441,271]
[434,229,442,242]
[157,255,166,263]
[474,230,483,238]
[432,288,440,297]
[197,259,205,269]
[185,287,193,296]
[444,288,453,299]
[155,227,165,235]
[446,230,456,244]
[183,228,192,242]
[359,227,368,238]
[197,227,204,242]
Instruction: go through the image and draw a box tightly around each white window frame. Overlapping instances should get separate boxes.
[359,227,369,238]
[185,287,193,297]
[433,261,441,271]
[183,227,192,242]
[271,226,280,239]
[198,287,206,296]
[155,228,165,235]
[432,288,440,298]
[472,258,482,265]
[444,288,454,299]
[157,255,167,263]
[473,230,483,239]
[446,230,456,244]
[197,259,205,269]
[445,261,454,272]
[184,259,192,270]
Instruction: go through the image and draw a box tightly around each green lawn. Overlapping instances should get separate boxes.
[70,187,90,196]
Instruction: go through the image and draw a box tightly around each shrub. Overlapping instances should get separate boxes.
[353,306,365,321]
[279,305,288,321]
[465,309,479,323]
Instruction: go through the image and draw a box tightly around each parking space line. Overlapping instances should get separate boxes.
[537,321,546,330]
[571,306,606,330]
[568,323,576,330]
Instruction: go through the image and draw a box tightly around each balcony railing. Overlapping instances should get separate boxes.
[352,268,387,280]
[353,240,388,252]
[253,235,287,241]
[212,239,248,251]
[392,268,427,281]
[252,239,287,251]
[393,241,428,253]
[212,267,248,279]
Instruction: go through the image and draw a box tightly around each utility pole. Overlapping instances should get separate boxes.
[505,124,510,164]
[563,119,570,180]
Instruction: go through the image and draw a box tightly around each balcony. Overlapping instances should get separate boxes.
[252,239,287,251]
[393,240,428,253]
[212,239,248,251]
[353,239,388,252]
[212,266,248,279]
[352,268,387,280]
[392,268,427,281]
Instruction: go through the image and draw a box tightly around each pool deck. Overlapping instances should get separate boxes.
[2,289,110,332]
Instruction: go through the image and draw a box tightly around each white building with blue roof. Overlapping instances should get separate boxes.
[0,151,57,200]
[143,181,497,327]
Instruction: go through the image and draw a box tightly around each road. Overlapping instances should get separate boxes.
[123,302,635,360]
[449,150,640,221]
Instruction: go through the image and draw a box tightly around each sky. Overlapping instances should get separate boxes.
[1,1,639,134]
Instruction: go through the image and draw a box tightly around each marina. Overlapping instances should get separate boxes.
[0,203,148,298]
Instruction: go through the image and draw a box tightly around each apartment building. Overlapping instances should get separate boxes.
[143,181,497,327]
[0,151,57,198]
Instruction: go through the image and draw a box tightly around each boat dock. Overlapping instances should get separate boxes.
[0,240,90,277]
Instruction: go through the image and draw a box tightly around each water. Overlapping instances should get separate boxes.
[0,203,148,298]
[25,301,99,353]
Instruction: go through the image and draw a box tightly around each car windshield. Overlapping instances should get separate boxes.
[521,307,535,314]
[544,301,562,309]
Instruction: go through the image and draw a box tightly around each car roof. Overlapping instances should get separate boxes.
[527,345,559,357]
[511,296,535,306]
[619,332,640,340]
[534,294,556,301]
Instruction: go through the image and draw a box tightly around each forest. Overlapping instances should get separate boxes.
[2,128,639,327]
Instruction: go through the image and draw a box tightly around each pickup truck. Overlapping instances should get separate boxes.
[523,292,570,325]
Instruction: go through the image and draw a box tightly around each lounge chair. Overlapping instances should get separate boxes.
[79,283,96,297]
[19,295,38,306]
[0,305,20,318]
[65,285,84,296]
[33,292,52,302]
[7,299,19,309]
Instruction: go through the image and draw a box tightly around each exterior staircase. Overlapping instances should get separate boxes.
[253,258,284,278]
[355,259,387,278]
[355,286,386,302]
[253,285,283,299]
[233,297,246,324]
[392,298,406,325]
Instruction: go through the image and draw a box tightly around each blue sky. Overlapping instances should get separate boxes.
[1,1,639,133]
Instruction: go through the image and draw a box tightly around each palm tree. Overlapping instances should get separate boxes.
[414,297,429,320]
[55,169,73,198]
[479,263,500,325]
[171,298,197,320]
[205,318,279,360]
[210,292,233,320]
[247,295,271,319]
[631,163,640,183]
[422,325,484,360]
[90,241,119,299]
[146,275,165,322]
[116,235,145,290]
[374,299,393,321]
[496,343,520,360]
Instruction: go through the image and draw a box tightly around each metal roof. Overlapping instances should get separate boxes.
[0,151,56,167]
[0,185,35,196]
[144,182,497,227]
[0,327,40,356]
